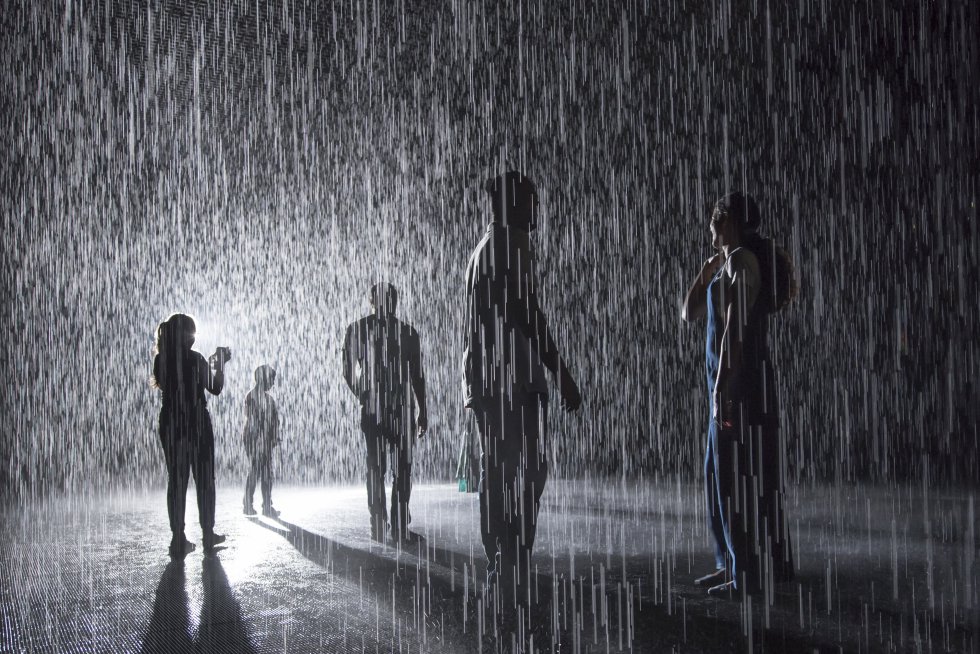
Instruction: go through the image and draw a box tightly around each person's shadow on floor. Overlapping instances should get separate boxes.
[139,557,257,654]
[195,555,257,653]
[252,516,565,651]
[139,561,193,654]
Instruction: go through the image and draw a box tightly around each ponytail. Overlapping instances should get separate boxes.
[743,233,798,314]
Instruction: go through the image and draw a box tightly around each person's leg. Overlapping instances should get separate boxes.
[487,396,537,609]
[260,453,274,511]
[191,427,219,548]
[709,426,739,593]
[515,396,548,607]
[714,422,760,594]
[244,454,258,512]
[163,438,179,534]
[700,422,729,581]
[475,397,507,586]
[163,437,191,546]
[362,410,388,540]
[389,428,413,540]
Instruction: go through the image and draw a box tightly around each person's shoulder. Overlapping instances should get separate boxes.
[348,315,373,331]
[726,247,759,275]
[490,222,523,243]
[392,318,418,337]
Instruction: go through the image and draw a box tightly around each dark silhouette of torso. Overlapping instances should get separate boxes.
[154,350,217,443]
[344,314,423,421]
[463,222,548,402]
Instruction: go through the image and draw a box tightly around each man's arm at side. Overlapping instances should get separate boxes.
[508,252,581,410]
[202,352,224,395]
[341,323,359,397]
[409,330,428,435]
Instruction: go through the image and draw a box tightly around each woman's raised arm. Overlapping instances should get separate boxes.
[682,253,724,322]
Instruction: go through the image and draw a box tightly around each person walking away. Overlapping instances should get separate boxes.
[343,283,428,544]
[462,170,582,620]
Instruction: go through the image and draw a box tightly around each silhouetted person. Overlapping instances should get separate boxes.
[152,314,229,557]
[343,283,428,543]
[682,192,795,596]
[462,171,582,612]
[242,365,280,518]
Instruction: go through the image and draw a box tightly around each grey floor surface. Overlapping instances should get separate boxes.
[0,480,976,653]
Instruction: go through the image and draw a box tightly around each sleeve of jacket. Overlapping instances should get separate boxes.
[506,236,563,374]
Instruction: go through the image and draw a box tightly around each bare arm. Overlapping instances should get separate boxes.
[202,354,224,395]
[342,324,359,397]
[713,301,744,424]
[712,252,758,422]
[682,253,725,322]
[510,264,581,411]
[271,398,280,444]
[408,332,428,435]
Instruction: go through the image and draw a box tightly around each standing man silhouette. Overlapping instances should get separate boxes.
[242,364,281,518]
[463,171,582,613]
[343,283,428,544]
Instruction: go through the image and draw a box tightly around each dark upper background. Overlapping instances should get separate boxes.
[1,0,977,495]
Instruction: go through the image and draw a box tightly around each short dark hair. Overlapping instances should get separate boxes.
[254,364,276,388]
[485,171,536,221]
[714,192,761,233]
[370,283,397,311]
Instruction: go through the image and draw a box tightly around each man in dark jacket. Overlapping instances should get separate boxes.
[463,171,582,609]
[343,283,428,543]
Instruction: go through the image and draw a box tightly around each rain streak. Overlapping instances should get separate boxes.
[0,1,977,653]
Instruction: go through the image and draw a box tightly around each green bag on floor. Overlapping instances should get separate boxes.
[455,419,480,493]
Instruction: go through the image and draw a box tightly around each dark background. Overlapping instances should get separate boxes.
[2,0,978,495]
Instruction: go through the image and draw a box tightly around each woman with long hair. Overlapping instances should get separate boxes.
[152,314,228,558]
[683,192,796,596]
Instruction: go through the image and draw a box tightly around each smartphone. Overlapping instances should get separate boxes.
[214,346,232,364]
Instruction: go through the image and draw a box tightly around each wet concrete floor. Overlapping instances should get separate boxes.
[0,480,976,653]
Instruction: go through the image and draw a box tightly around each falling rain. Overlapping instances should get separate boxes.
[0,0,977,652]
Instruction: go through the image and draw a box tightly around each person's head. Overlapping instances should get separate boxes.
[254,364,276,391]
[152,313,196,389]
[370,283,397,318]
[485,171,538,231]
[710,192,761,251]
[156,313,196,355]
